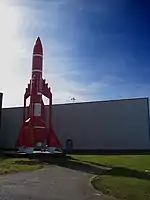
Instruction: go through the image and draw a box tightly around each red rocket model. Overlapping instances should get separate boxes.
[16,37,62,154]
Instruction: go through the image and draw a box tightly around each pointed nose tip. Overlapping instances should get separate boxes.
[36,36,41,44]
[33,36,43,55]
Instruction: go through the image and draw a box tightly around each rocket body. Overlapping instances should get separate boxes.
[29,37,43,119]
[16,37,62,154]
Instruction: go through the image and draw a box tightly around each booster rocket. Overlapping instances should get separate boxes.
[16,37,62,154]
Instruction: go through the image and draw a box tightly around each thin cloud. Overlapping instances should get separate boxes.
[0,1,149,108]
[0,1,106,107]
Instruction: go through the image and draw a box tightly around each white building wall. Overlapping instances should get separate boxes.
[52,98,150,150]
[0,97,149,150]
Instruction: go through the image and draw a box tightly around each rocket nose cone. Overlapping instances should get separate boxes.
[36,36,41,45]
[33,36,43,55]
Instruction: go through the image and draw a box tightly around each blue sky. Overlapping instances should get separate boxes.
[0,0,150,107]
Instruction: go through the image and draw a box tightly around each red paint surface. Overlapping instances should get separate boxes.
[16,37,62,149]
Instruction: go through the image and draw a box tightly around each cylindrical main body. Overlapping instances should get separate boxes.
[29,37,43,119]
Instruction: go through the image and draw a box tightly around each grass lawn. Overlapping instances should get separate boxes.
[71,155,150,171]
[0,155,43,174]
[71,155,150,200]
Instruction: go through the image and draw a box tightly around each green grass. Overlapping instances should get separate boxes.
[0,156,43,174]
[92,175,150,200]
[71,155,150,171]
[71,155,150,200]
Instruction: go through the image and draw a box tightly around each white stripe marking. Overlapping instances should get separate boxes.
[34,126,45,129]
[37,92,42,95]
[33,54,43,57]
[32,69,42,73]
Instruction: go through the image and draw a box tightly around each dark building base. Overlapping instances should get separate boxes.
[67,149,150,155]
[1,148,150,155]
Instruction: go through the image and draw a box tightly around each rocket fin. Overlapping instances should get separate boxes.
[42,79,51,98]
[25,80,31,99]
[16,123,34,148]
[47,126,62,148]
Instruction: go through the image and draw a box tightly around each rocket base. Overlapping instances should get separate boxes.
[17,148,64,155]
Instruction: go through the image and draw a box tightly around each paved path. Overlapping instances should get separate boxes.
[0,166,116,200]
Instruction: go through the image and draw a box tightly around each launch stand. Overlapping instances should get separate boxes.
[2,149,66,160]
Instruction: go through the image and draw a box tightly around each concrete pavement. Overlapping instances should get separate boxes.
[0,166,116,200]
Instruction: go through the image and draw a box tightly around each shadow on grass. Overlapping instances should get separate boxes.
[105,166,150,180]
[0,154,8,160]
[13,155,150,181]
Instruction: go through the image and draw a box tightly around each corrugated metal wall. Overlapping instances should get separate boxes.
[0,97,149,150]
